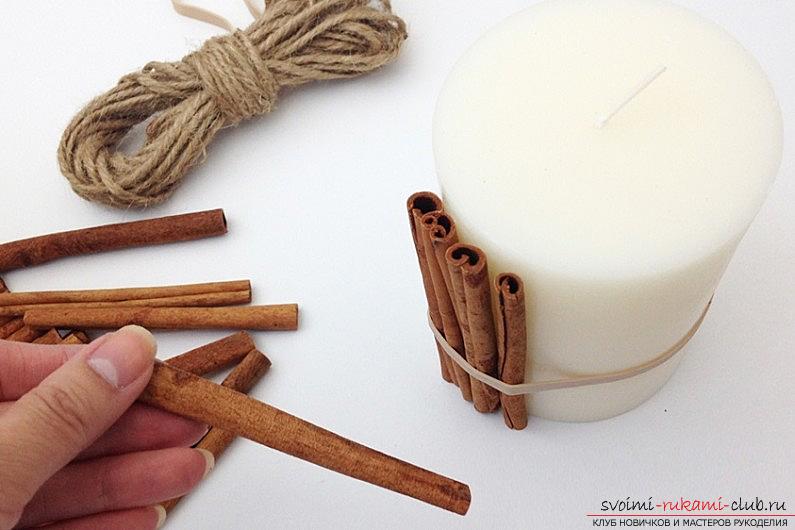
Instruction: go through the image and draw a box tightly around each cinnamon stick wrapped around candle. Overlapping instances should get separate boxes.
[161,349,271,512]
[140,362,471,515]
[0,280,251,316]
[446,244,500,413]
[0,209,227,272]
[24,305,299,331]
[494,273,529,430]
[421,211,473,401]
[406,192,455,384]
[166,331,256,374]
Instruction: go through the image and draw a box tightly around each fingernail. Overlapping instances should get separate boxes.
[87,326,157,389]
[153,504,167,529]
[197,448,215,479]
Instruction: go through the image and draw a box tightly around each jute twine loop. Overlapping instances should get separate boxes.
[58,0,407,208]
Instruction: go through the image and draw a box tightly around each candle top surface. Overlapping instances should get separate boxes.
[433,0,783,279]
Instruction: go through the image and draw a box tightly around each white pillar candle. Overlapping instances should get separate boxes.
[433,0,782,421]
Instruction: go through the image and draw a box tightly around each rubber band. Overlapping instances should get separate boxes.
[429,298,712,396]
[170,0,266,32]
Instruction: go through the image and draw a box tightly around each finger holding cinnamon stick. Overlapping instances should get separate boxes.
[24,305,299,332]
[407,192,454,384]
[421,212,473,401]
[140,362,471,515]
[0,280,250,307]
[446,244,500,413]
[0,209,227,273]
[495,273,529,430]
[161,349,271,512]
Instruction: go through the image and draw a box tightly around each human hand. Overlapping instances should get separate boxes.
[0,327,213,530]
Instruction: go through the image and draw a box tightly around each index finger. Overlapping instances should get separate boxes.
[0,340,84,400]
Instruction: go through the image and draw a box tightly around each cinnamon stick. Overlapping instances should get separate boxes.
[161,349,271,512]
[406,192,454,384]
[33,329,63,345]
[0,209,227,273]
[166,332,256,374]
[24,305,299,331]
[0,278,12,329]
[495,274,529,430]
[421,212,473,401]
[63,331,90,344]
[446,245,500,413]
[0,318,24,339]
[7,326,44,343]
[0,291,251,317]
[0,280,250,308]
[140,362,471,515]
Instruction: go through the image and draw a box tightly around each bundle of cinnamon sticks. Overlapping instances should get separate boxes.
[407,192,529,430]
[0,209,471,515]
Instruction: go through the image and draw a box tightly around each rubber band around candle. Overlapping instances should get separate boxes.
[428,298,712,396]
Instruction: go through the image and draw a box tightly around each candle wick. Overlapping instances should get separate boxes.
[596,65,667,129]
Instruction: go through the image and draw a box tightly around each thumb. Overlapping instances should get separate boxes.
[0,326,156,529]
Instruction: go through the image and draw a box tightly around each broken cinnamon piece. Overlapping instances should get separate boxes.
[166,332,256,374]
[7,326,44,343]
[495,273,529,430]
[33,329,63,345]
[0,318,24,339]
[63,331,90,344]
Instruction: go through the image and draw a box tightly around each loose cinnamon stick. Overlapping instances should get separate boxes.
[0,209,227,272]
[0,291,252,317]
[161,349,271,512]
[7,326,44,343]
[495,274,529,430]
[63,331,90,344]
[406,192,454,384]
[0,278,12,329]
[33,329,63,345]
[446,245,500,412]
[0,318,24,339]
[24,305,299,331]
[421,212,473,401]
[0,280,250,307]
[166,332,256,374]
[140,362,471,515]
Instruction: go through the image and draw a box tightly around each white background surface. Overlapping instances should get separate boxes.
[0,1,793,528]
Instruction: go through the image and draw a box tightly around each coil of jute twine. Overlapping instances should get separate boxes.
[58,0,407,208]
